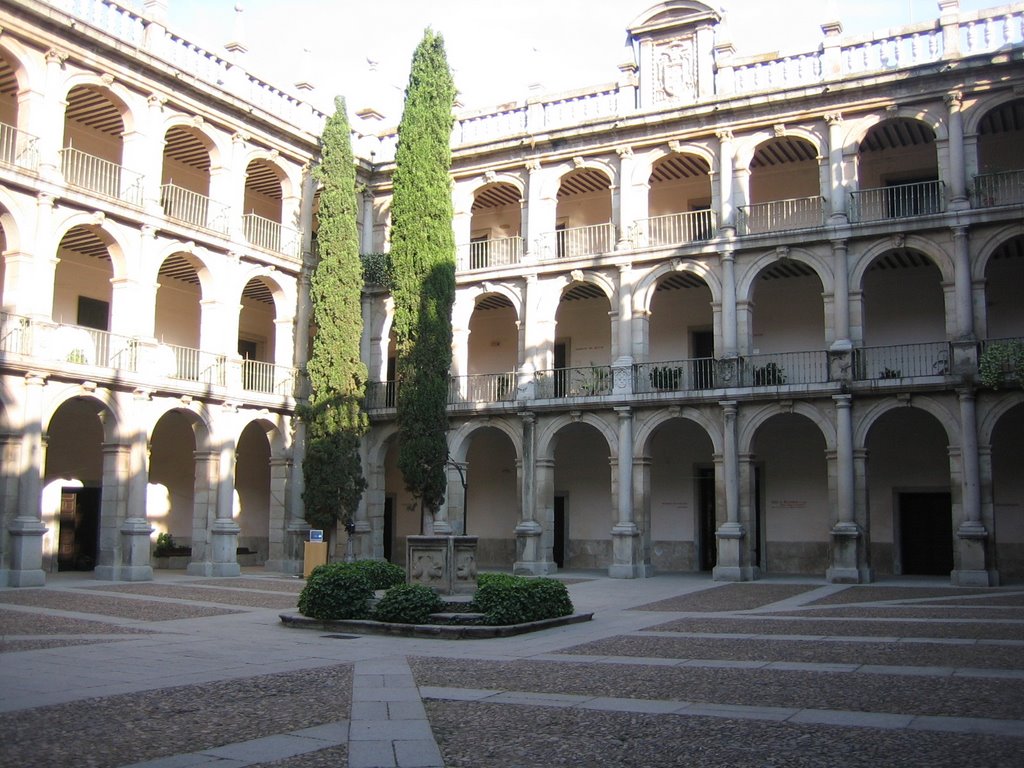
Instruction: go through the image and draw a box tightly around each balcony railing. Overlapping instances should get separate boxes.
[243,213,300,257]
[634,358,718,394]
[853,342,951,381]
[539,223,615,260]
[449,372,516,404]
[365,380,397,410]
[155,342,227,386]
[241,359,297,395]
[849,180,945,223]
[160,183,230,233]
[736,196,825,235]
[635,210,717,248]
[535,365,613,399]
[59,146,143,206]
[457,237,523,271]
[973,170,1024,208]
[0,122,40,172]
[0,313,135,369]
[740,350,829,387]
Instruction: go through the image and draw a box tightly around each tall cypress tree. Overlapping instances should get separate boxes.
[301,96,368,550]
[390,29,457,524]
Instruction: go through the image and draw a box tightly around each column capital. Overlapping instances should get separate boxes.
[832,393,853,408]
[945,91,964,109]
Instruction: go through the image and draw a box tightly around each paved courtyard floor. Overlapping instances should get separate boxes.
[2,569,1023,767]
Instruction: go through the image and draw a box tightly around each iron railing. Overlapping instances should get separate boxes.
[973,170,1024,208]
[457,237,523,271]
[635,210,717,247]
[449,372,516,404]
[634,358,718,393]
[852,341,951,380]
[160,183,230,233]
[241,359,296,395]
[540,222,615,260]
[59,146,143,205]
[737,196,825,235]
[243,213,299,257]
[740,350,829,387]
[534,364,613,398]
[0,122,39,171]
[849,180,945,222]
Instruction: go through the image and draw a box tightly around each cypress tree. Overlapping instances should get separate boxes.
[301,96,368,550]
[390,29,457,523]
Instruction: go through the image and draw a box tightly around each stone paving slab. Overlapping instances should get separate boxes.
[193,577,306,594]
[0,589,241,621]
[644,615,1024,640]
[562,633,1024,670]
[808,586,1003,605]
[89,583,299,609]
[782,605,1024,620]
[0,664,353,768]
[631,583,819,612]
[0,607,155,636]
[423,699,1024,768]
[0,636,134,653]
[409,656,1024,719]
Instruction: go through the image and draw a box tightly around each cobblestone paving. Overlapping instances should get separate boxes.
[425,700,1024,768]
[0,588,241,620]
[411,656,1024,719]
[193,577,306,594]
[777,606,1024,621]
[562,634,1024,669]
[0,664,353,768]
[90,582,301,609]
[631,582,818,612]
[645,615,1024,640]
[253,744,350,767]
[0,608,154,636]
[808,586,1001,605]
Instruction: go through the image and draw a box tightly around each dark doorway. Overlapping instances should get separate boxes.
[386,356,397,407]
[554,341,568,398]
[383,495,395,563]
[899,492,953,575]
[554,495,566,568]
[754,465,764,569]
[692,329,714,389]
[697,466,716,571]
[57,487,100,571]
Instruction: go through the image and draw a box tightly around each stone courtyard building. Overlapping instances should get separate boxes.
[1,0,1022,588]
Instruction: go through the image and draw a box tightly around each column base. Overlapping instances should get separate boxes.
[608,563,654,579]
[6,568,45,587]
[264,559,303,576]
[951,569,998,587]
[712,564,759,582]
[513,560,558,576]
[187,561,214,577]
[211,562,242,577]
[825,565,872,584]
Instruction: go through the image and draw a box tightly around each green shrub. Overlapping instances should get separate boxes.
[472,575,574,626]
[373,583,443,624]
[349,559,406,590]
[297,563,373,620]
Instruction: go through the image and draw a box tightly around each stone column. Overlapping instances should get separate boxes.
[830,239,851,348]
[945,92,969,210]
[610,407,645,577]
[361,189,375,254]
[514,412,554,574]
[0,433,21,583]
[615,146,634,249]
[117,430,154,581]
[826,113,847,222]
[9,373,48,587]
[952,226,974,341]
[713,400,751,581]
[826,394,867,582]
[717,130,735,233]
[39,49,69,181]
[720,246,738,357]
[952,388,993,586]
[210,438,241,577]
[187,450,218,575]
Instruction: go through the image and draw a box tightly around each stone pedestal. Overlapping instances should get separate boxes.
[407,535,478,595]
[712,521,758,581]
[118,517,154,582]
[210,518,241,577]
[7,517,47,587]
[513,520,556,575]
[265,521,308,575]
[826,522,871,583]
[608,522,653,578]
[952,521,997,586]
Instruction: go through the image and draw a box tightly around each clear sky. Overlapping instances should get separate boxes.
[165,0,1000,123]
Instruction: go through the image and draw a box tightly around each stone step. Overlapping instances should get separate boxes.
[429,612,486,624]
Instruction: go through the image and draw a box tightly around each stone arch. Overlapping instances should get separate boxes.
[457,174,526,214]
[635,407,723,455]
[733,127,825,171]
[964,91,1024,136]
[42,387,121,444]
[448,417,523,465]
[152,241,218,299]
[146,400,215,454]
[557,269,616,303]
[854,395,960,449]
[60,75,138,136]
[51,212,132,281]
[0,187,26,255]
[242,150,296,202]
[634,258,720,314]
[633,142,718,186]
[845,106,949,150]
[979,391,1024,445]
[235,414,288,457]
[536,412,617,461]
[739,401,836,454]
[159,114,228,170]
[737,246,833,302]
[971,223,1024,282]
[238,266,296,322]
[851,235,954,290]
[0,36,44,93]
[453,282,523,329]
[541,159,618,200]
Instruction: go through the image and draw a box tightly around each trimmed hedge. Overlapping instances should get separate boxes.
[349,559,406,590]
[373,583,443,624]
[297,563,373,620]
[472,574,574,626]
